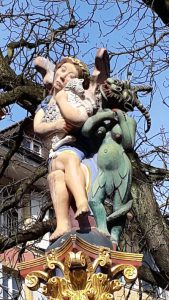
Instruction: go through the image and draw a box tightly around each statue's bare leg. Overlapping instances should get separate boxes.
[54,152,89,218]
[89,188,110,237]
[47,169,71,241]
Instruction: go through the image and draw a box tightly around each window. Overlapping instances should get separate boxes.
[12,277,22,299]
[2,273,22,300]
[2,273,8,300]
[22,138,42,156]
[0,209,18,237]
[22,139,31,149]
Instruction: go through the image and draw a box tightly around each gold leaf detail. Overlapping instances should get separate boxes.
[46,249,64,272]
[111,264,137,284]
[123,265,137,283]
[110,279,122,292]
[25,271,48,291]
[93,247,112,271]
[69,269,88,290]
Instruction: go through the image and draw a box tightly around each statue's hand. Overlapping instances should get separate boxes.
[53,90,68,104]
[34,56,55,90]
[53,119,71,133]
[82,109,118,138]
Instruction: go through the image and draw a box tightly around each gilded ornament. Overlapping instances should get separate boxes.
[65,251,86,268]
[46,249,64,272]
[111,264,137,284]
[69,269,88,290]
[25,250,139,300]
[25,270,49,291]
[123,265,138,283]
[110,279,122,292]
[100,293,114,300]
[93,247,112,272]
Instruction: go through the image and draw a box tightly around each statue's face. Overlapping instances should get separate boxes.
[53,62,78,92]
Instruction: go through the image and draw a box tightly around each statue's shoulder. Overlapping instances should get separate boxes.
[36,95,52,112]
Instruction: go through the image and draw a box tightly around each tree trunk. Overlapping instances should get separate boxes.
[143,0,169,25]
[131,153,169,281]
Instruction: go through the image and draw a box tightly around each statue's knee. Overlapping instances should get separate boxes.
[47,171,55,183]
[47,170,64,183]
[58,153,80,168]
[49,158,65,172]
[66,154,80,169]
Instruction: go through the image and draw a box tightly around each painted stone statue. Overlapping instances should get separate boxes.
[34,50,151,248]
[80,78,151,246]
[24,52,148,300]
[34,49,110,242]
[82,109,136,246]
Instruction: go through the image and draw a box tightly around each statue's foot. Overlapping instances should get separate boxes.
[75,204,89,219]
[112,242,118,251]
[49,226,71,242]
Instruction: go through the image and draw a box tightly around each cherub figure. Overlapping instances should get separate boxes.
[48,77,94,155]
[34,57,93,240]
[34,51,109,241]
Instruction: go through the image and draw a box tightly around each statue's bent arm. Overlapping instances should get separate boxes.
[114,110,136,150]
[33,108,67,135]
[55,91,88,125]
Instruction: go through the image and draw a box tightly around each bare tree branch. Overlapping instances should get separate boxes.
[0,165,47,214]
[142,0,169,25]
[0,118,30,178]
[0,85,43,112]
[7,19,77,58]
[0,219,55,253]
[138,265,169,290]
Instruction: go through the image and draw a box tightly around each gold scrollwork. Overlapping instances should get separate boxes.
[110,279,122,292]
[44,276,66,299]
[46,249,64,273]
[46,249,58,269]
[64,251,93,283]
[90,273,119,299]
[111,264,137,284]
[25,271,49,291]
[93,247,112,271]
[100,293,114,300]
[123,265,138,283]
[65,251,86,268]
[25,250,139,300]
[69,269,88,290]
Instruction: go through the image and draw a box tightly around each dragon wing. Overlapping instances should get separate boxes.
[105,150,132,202]
[91,170,106,199]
